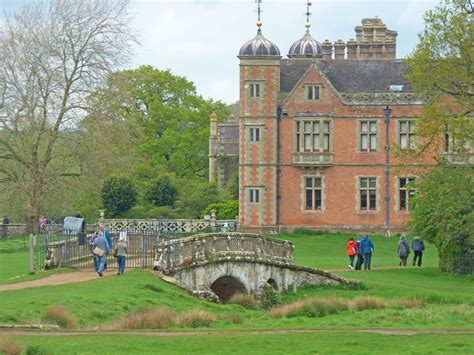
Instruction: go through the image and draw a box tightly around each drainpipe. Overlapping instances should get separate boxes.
[384,106,392,237]
[276,106,283,234]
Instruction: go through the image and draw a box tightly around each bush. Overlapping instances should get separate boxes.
[0,337,23,355]
[101,175,138,217]
[392,298,425,308]
[42,305,77,329]
[202,200,238,220]
[144,176,178,207]
[228,293,259,310]
[176,309,215,328]
[114,307,175,329]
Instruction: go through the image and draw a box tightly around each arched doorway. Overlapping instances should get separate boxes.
[210,275,247,303]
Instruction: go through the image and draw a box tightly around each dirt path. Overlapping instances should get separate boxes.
[0,271,114,292]
[326,265,420,272]
[0,328,473,337]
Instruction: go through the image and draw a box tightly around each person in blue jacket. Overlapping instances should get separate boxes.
[359,234,375,270]
[411,236,425,267]
[100,223,113,271]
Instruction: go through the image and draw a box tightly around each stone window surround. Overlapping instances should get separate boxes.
[245,80,266,99]
[246,187,263,204]
[355,175,380,214]
[395,176,417,213]
[396,118,418,151]
[294,117,333,153]
[301,174,326,214]
[305,83,321,101]
[356,119,379,154]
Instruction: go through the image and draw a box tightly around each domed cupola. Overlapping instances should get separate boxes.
[288,1,322,58]
[239,22,280,57]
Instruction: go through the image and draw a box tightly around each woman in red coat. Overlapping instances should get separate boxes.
[346,238,357,270]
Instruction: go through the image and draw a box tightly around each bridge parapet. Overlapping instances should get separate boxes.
[155,233,294,272]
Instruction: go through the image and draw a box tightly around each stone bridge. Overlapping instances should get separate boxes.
[154,233,355,302]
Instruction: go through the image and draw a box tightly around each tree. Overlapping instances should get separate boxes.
[406,0,474,274]
[101,176,137,218]
[405,0,473,155]
[144,176,178,207]
[86,66,229,181]
[0,0,135,231]
[410,164,473,274]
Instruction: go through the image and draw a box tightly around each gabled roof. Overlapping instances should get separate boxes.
[280,59,413,93]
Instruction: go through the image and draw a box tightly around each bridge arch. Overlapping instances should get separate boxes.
[210,275,246,303]
[267,278,278,291]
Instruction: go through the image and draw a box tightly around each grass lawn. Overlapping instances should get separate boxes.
[0,235,72,285]
[7,332,474,354]
[0,230,472,353]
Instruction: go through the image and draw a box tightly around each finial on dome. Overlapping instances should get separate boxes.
[305,1,312,32]
[255,0,263,32]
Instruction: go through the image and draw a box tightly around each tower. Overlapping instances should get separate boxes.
[238,0,281,231]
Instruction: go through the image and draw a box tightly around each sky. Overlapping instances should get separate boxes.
[0,0,439,104]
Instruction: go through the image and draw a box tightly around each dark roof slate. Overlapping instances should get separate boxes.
[280,59,412,93]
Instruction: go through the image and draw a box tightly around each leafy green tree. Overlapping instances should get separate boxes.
[410,163,473,274]
[405,0,473,155]
[144,176,178,207]
[101,176,138,218]
[87,66,229,181]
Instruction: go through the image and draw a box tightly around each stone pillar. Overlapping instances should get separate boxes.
[333,39,345,60]
[322,40,332,60]
[384,39,397,59]
[358,40,371,59]
[209,112,218,183]
[346,38,357,60]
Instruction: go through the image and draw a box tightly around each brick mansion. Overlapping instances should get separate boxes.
[209,11,443,234]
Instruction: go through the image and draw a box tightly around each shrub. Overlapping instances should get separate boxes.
[114,307,175,329]
[202,200,238,220]
[351,296,387,311]
[228,293,259,310]
[260,284,281,310]
[25,345,51,355]
[177,309,215,328]
[0,337,23,355]
[42,305,77,329]
[101,175,138,217]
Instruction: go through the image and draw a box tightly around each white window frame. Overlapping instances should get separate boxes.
[398,120,417,150]
[249,82,260,98]
[359,120,378,152]
[358,177,377,212]
[397,177,416,212]
[304,176,323,211]
[249,127,260,143]
[295,118,332,153]
[306,84,321,100]
[249,189,260,204]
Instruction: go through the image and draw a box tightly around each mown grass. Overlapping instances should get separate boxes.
[6,333,474,354]
[0,235,72,285]
[0,230,473,354]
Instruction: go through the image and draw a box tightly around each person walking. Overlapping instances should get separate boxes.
[397,233,410,266]
[355,237,364,270]
[2,216,9,224]
[412,236,425,267]
[99,224,112,271]
[92,230,109,277]
[346,238,357,270]
[360,234,374,270]
[115,234,128,275]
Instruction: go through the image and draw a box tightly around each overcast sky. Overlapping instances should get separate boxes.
[1,0,439,104]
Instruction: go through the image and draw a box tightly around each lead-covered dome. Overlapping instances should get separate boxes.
[288,25,322,58]
[239,25,280,57]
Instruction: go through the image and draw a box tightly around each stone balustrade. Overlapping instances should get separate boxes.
[101,219,236,234]
[0,224,27,238]
[155,233,294,272]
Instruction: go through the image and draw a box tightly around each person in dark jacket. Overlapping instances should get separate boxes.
[397,234,410,266]
[412,236,425,267]
[359,235,374,270]
[355,238,364,270]
[2,216,9,224]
